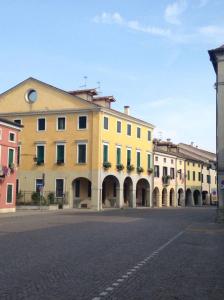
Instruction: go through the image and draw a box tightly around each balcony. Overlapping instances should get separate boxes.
[162,175,171,186]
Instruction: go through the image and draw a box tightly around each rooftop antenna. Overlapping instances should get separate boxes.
[97,81,101,94]
[79,76,88,89]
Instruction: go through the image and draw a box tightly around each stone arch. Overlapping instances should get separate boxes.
[102,175,120,208]
[162,188,168,207]
[136,178,150,207]
[123,177,133,207]
[72,177,92,208]
[177,188,184,206]
[169,188,175,207]
[193,190,201,206]
[152,187,160,207]
[185,189,192,206]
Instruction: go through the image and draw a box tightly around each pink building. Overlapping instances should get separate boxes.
[0,118,22,213]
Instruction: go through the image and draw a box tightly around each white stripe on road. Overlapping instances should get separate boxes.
[91,230,184,300]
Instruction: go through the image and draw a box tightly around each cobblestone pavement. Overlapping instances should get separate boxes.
[0,207,223,300]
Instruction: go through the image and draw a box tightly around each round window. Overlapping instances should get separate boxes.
[25,89,37,103]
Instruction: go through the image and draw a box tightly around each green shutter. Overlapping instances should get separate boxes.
[78,144,86,163]
[127,149,131,166]
[147,154,151,169]
[37,146,44,163]
[57,145,64,162]
[8,149,14,166]
[117,148,121,165]
[7,185,13,203]
[103,145,108,162]
[137,152,141,168]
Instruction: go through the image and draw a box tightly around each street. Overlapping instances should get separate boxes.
[0,208,223,300]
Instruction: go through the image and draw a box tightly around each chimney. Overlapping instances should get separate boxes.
[124,106,130,115]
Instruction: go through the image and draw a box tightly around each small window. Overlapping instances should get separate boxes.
[38,118,46,131]
[193,163,195,167]
[171,159,174,164]
[77,144,87,163]
[187,162,190,166]
[104,117,109,130]
[14,119,22,125]
[57,117,66,130]
[78,116,87,129]
[193,171,195,181]
[103,144,108,163]
[170,168,175,179]
[198,172,201,181]
[6,184,13,204]
[163,158,166,163]
[201,174,204,183]
[56,179,64,197]
[9,132,15,142]
[187,170,190,180]
[117,121,121,133]
[137,127,141,138]
[207,175,211,184]
[57,144,65,164]
[127,124,131,136]
[8,148,14,167]
[154,165,160,177]
[155,156,158,162]
[148,131,151,141]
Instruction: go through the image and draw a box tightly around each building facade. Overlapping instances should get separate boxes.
[0,118,22,213]
[0,78,154,210]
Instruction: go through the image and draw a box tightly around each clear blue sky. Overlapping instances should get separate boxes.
[1,0,223,151]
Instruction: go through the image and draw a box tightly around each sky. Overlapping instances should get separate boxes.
[0,0,223,152]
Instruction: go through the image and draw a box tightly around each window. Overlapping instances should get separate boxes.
[155,156,158,162]
[17,146,21,165]
[179,169,182,180]
[78,116,87,129]
[57,117,66,130]
[148,130,151,141]
[136,151,141,168]
[201,174,204,183]
[14,119,22,125]
[6,184,13,204]
[137,127,141,138]
[36,179,44,192]
[187,170,190,180]
[170,168,175,179]
[171,159,174,164]
[127,124,131,136]
[117,121,121,133]
[77,143,87,163]
[187,162,190,166]
[163,167,168,176]
[127,149,131,166]
[147,153,151,169]
[193,163,195,167]
[36,145,44,164]
[154,165,160,177]
[104,117,109,130]
[8,148,14,167]
[193,171,195,181]
[163,158,166,163]
[198,172,201,181]
[9,132,15,142]
[116,147,121,165]
[56,144,65,164]
[38,118,46,131]
[75,180,80,197]
[103,144,108,163]
[207,175,211,184]
[56,179,64,197]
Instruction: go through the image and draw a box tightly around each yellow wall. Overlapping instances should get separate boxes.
[186,161,201,188]
[101,112,153,175]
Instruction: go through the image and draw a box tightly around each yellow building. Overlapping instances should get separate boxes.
[0,78,154,210]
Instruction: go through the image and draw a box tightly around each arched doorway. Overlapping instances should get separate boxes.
[102,175,120,208]
[152,187,160,207]
[169,188,175,207]
[177,188,184,206]
[162,188,167,207]
[136,179,150,207]
[193,190,201,206]
[185,189,192,206]
[202,191,209,205]
[123,177,133,207]
[72,177,91,208]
